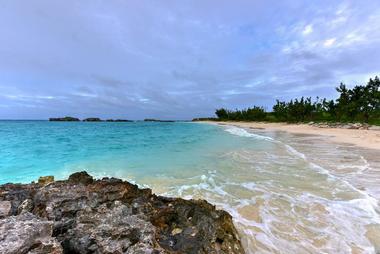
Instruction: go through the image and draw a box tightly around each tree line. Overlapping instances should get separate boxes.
[214,76,380,124]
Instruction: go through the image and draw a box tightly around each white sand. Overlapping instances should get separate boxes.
[204,121,380,150]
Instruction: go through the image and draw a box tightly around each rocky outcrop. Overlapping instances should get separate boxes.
[82,118,103,122]
[144,119,175,122]
[49,118,134,122]
[307,121,380,130]
[0,172,244,254]
[106,119,133,122]
[0,213,63,254]
[49,117,80,122]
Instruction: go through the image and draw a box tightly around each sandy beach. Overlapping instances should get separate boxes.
[204,121,380,150]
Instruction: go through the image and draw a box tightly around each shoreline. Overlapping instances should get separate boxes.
[201,121,380,150]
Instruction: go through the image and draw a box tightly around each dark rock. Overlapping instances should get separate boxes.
[49,117,80,122]
[0,172,244,254]
[144,119,175,122]
[106,119,133,122]
[114,119,133,122]
[68,171,94,185]
[62,203,159,253]
[0,183,36,216]
[83,118,103,122]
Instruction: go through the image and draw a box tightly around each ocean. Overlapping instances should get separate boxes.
[0,120,379,253]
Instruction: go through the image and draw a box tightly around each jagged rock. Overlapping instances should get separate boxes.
[38,176,54,186]
[68,171,94,185]
[62,203,160,253]
[144,119,175,122]
[49,117,80,122]
[0,213,63,254]
[0,185,35,216]
[0,172,244,254]
[83,118,103,122]
[0,201,11,218]
[311,122,376,130]
[341,124,352,129]
[106,119,133,122]
[369,126,380,131]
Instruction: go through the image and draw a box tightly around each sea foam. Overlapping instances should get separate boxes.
[224,126,274,141]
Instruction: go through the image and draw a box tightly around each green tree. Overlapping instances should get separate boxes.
[214,76,380,124]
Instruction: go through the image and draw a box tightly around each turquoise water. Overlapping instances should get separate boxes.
[1,120,379,253]
[0,121,268,183]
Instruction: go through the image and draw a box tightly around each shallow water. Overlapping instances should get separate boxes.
[0,121,379,253]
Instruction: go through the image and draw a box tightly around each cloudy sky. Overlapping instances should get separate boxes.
[1,0,380,119]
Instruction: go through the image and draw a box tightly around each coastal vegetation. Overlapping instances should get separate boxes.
[213,76,380,125]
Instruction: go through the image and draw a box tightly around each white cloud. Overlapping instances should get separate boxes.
[73,92,98,98]
[323,38,336,47]
[331,16,347,26]
[302,25,313,35]
[343,32,364,45]
[139,98,150,103]
[4,94,60,100]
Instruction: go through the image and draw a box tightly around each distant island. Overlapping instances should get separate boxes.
[49,117,80,122]
[83,118,102,122]
[49,117,133,122]
[144,119,175,122]
[48,118,177,122]
[106,119,133,122]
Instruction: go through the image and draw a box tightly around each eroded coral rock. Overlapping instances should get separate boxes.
[0,172,244,254]
[0,201,11,218]
[0,213,63,254]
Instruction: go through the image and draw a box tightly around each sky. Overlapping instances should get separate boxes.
[1,0,380,120]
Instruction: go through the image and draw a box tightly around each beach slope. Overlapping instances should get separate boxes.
[205,121,380,150]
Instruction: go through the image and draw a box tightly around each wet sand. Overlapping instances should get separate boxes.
[203,121,380,150]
